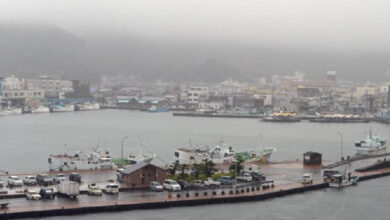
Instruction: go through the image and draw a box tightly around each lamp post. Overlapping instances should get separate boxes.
[121,136,129,163]
[337,132,343,160]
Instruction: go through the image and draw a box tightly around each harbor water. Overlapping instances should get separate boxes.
[1,109,390,219]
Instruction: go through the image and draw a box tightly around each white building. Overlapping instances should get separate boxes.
[2,75,25,90]
[26,76,73,94]
[187,86,209,104]
[198,102,223,111]
[355,85,377,97]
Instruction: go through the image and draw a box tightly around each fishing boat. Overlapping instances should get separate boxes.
[355,131,386,155]
[328,173,359,188]
[50,104,75,112]
[0,107,22,116]
[174,143,276,165]
[147,106,169,112]
[262,112,301,122]
[76,103,100,111]
[31,106,50,113]
[48,147,114,171]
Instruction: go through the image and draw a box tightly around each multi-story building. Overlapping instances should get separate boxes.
[26,76,73,96]
[187,86,209,104]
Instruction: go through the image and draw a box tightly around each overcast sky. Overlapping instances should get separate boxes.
[1,0,390,52]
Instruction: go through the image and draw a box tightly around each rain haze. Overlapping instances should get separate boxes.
[1,0,390,81]
[2,2,390,220]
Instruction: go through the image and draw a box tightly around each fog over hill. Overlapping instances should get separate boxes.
[1,23,390,83]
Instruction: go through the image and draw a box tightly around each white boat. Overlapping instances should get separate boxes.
[77,103,100,111]
[175,143,236,165]
[48,147,114,171]
[328,173,359,188]
[31,106,50,113]
[127,153,156,165]
[51,104,75,112]
[355,132,386,155]
[0,108,22,116]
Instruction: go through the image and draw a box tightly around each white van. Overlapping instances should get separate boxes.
[104,183,119,194]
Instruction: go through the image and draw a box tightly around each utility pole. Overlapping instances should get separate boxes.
[337,132,343,160]
[121,136,129,163]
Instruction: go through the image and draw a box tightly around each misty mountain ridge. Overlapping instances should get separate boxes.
[0,23,390,83]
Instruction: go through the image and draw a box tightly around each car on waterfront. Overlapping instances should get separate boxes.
[88,183,103,196]
[217,176,234,185]
[191,180,205,189]
[23,176,37,186]
[103,184,119,194]
[7,176,23,187]
[54,174,66,183]
[163,179,181,191]
[204,178,221,187]
[39,188,55,199]
[149,181,163,192]
[301,173,313,184]
[177,180,190,190]
[36,174,54,186]
[69,173,81,183]
[236,173,253,182]
[26,189,41,200]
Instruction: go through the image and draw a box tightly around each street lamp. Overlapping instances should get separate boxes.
[337,132,343,160]
[121,136,129,162]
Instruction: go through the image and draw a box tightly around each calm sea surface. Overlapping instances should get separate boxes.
[1,109,389,219]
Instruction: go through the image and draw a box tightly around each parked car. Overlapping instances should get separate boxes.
[217,176,234,185]
[149,181,163,192]
[69,173,81,183]
[88,183,102,196]
[251,172,266,182]
[177,180,190,190]
[236,173,253,182]
[23,176,37,186]
[39,188,55,199]
[163,179,181,191]
[26,189,41,200]
[204,178,221,187]
[301,173,313,184]
[191,180,205,189]
[103,184,119,194]
[7,176,23,187]
[36,174,54,186]
[54,174,66,183]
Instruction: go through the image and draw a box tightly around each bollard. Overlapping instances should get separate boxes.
[203,191,208,196]
[246,188,250,192]
[251,187,255,191]
[186,193,190,197]
[195,192,199,196]
[212,191,217,195]
[177,193,181,198]
[221,191,225,195]
[229,190,234,194]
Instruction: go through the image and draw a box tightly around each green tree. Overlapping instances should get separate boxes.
[202,159,217,177]
[178,164,188,180]
[191,163,202,179]
[229,156,244,177]
[167,160,180,176]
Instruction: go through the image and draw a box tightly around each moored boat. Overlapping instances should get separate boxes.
[50,104,75,112]
[31,106,50,113]
[355,132,386,155]
[76,103,100,111]
[0,107,22,116]
[48,147,114,172]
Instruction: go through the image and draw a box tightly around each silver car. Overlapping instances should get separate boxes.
[150,181,163,191]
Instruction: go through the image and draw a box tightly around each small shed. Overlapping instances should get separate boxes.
[120,161,167,188]
[303,151,322,165]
